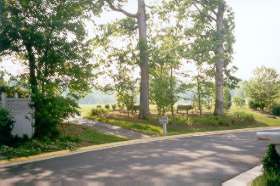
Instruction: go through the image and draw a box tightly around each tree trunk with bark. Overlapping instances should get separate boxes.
[197,75,202,116]
[106,0,150,119]
[137,0,149,119]
[170,66,175,118]
[214,1,225,116]
[25,44,39,135]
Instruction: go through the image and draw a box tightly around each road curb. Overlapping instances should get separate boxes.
[0,126,279,168]
[222,165,263,186]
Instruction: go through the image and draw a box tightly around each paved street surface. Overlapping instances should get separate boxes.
[0,129,275,186]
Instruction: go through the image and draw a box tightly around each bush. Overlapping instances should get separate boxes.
[191,115,232,126]
[272,105,280,116]
[0,136,79,159]
[34,95,79,139]
[111,104,117,111]
[105,104,110,110]
[232,112,255,123]
[190,112,255,126]
[91,108,107,117]
[233,97,246,107]
[263,145,280,175]
[0,107,14,145]
[249,100,265,110]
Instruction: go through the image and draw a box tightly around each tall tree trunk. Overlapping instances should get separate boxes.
[26,45,37,97]
[214,1,225,116]
[138,0,149,119]
[26,44,39,135]
[197,76,202,116]
[170,67,175,117]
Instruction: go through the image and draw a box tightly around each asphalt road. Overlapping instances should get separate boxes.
[0,130,274,186]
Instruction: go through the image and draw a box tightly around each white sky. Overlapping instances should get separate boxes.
[227,0,280,79]
[1,0,280,80]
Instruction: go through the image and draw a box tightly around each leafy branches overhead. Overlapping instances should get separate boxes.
[93,18,139,114]
[150,33,182,116]
[105,0,137,17]
[103,0,150,119]
[189,0,235,66]
[190,0,236,115]
[98,17,138,42]
[155,0,237,115]
[0,0,103,137]
[0,0,102,96]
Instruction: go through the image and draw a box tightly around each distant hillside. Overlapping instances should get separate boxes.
[79,91,116,105]
[79,90,194,105]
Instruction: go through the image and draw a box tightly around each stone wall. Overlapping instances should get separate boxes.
[1,93,34,138]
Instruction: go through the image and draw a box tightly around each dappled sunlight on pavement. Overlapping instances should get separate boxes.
[0,130,275,186]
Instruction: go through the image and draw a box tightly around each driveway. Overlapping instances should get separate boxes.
[0,129,275,186]
[70,118,150,139]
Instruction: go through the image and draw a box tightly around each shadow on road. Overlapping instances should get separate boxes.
[0,131,270,186]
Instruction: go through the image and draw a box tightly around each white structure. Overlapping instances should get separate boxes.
[0,92,34,138]
[257,131,280,155]
[159,116,168,136]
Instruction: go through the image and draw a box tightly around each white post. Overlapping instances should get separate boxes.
[1,92,6,108]
[163,123,167,136]
[159,116,168,136]
[15,93,19,98]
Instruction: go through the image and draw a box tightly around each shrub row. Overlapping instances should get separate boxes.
[91,108,108,117]
[190,112,255,126]
[0,136,79,159]
[96,104,117,111]
[249,100,265,110]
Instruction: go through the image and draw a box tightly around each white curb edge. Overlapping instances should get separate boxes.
[222,165,263,186]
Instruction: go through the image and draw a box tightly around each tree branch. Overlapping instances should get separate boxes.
[193,0,216,22]
[105,0,137,18]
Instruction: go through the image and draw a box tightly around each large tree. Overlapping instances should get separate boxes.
[0,0,102,137]
[104,0,150,119]
[157,0,235,116]
[191,0,235,115]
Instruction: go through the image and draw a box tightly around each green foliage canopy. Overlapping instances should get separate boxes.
[246,67,280,110]
[0,0,103,137]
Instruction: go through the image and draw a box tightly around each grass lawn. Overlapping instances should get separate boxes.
[82,105,280,136]
[252,174,280,186]
[79,104,98,118]
[0,123,126,160]
[230,107,280,126]
[60,123,126,145]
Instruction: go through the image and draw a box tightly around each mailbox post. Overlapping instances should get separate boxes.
[159,116,168,136]
[257,131,280,155]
